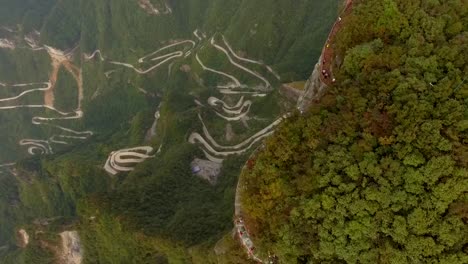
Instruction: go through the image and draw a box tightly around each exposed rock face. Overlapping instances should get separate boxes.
[24,30,41,49]
[17,229,29,248]
[180,64,191,72]
[60,231,82,264]
[280,84,304,102]
[0,38,15,49]
[145,109,161,141]
[296,55,328,112]
[191,158,222,185]
[137,0,172,15]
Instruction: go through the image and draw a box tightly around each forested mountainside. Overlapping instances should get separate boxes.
[241,0,468,263]
[0,0,57,29]
[0,0,340,263]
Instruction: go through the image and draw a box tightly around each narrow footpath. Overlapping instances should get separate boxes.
[320,0,353,85]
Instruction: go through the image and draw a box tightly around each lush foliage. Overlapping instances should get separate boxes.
[0,0,56,30]
[242,0,468,263]
[0,0,341,262]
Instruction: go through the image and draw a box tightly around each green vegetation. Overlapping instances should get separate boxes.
[0,47,51,162]
[53,67,79,113]
[0,0,343,262]
[0,172,19,246]
[286,81,307,90]
[41,0,82,49]
[242,0,468,263]
[79,197,186,264]
[0,0,56,30]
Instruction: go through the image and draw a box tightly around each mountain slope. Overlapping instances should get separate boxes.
[241,0,468,262]
[0,0,341,262]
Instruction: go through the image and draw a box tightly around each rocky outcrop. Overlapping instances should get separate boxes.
[280,84,304,102]
[296,55,328,112]
[17,229,30,248]
[137,0,172,15]
[191,158,222,185]
[0,38,15,49]
[59,231,82,264]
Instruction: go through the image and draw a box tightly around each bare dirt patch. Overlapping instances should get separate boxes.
[59,231,83,264]
[17,229,30,248]
[44,47,82,110]
[180,64,191,73]
[138,0,172,15]
[191,158,222,185]
[44,59,60,107]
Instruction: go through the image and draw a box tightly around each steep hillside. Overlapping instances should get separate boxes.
[0,0,57,30]
[0,0,341,262]
[241,0,467,263]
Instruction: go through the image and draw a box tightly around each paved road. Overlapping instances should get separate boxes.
[104,146,155,175]
[233,1,356,260]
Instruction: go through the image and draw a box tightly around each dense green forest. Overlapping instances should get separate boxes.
[242,0,468,263]
[1,0,465,262]
[0,0,341,263]
[0,0,56,30]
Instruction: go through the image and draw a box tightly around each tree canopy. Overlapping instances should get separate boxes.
[242,0,468,263]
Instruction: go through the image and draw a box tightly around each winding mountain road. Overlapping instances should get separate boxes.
[196,53,241,89]
[84,50,104,61]
[104,146,155,175]
[221,35,280,81]
[189,131,274,158]
[193,29,204,41]
[189,34,282,165]
[208,96,245,110]
[19,139,52,155]
[211,37,271,89]
[0,82,51,102]
[231,1,355,261]
[189,113,287,162]
[138,40,195,63]
[214,103,251,121]
[208,96,252,115]
[108,40,195,74]
[217,89,266,96]
[0,45,92,156]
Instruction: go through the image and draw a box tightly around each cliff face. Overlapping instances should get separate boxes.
[297,0,354,113]
[296,55,328,112]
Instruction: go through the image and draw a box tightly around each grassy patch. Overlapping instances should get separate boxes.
[284,80,307,91]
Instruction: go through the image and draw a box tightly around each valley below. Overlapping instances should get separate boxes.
[2,0,463,263]
[0,0,340,262]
